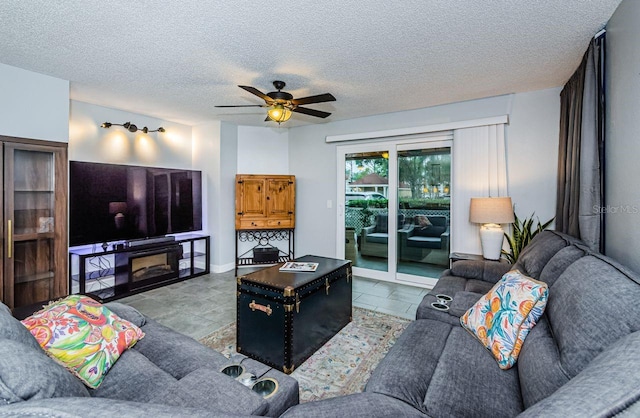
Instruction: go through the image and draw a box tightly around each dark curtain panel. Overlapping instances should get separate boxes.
[556,52,587,238]
[556,34,606,252]
[595,34,606,252]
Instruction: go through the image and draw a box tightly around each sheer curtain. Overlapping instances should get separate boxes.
[451,123,507,255]
[556,34,606,251]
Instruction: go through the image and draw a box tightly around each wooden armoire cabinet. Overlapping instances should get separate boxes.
[235,174,295,230]
[1,136,68,311]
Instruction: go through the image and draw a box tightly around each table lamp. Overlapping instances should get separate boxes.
[469,197,515,260]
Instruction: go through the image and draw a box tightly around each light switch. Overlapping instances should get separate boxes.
[327,200,333,209]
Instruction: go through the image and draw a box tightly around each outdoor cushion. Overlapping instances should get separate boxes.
[460,270,548,369]
[366,232,389,244]
[412,225,446,238]
[406,236,442,249]
[21,295,145,388]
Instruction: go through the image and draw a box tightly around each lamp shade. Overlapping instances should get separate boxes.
[469,197,514,224]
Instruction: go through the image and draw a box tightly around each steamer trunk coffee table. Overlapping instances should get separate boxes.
[237,255,352,374]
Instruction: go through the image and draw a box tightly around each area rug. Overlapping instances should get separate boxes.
[199,307,410,402]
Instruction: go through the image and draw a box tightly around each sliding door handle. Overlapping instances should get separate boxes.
[7,220,12,259]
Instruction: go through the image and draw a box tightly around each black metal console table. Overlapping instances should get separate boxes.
[69,234,210,302]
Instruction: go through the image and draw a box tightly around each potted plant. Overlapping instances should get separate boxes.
[502,211,554,263]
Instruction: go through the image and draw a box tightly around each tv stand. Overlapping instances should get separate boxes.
[69,234,210,302]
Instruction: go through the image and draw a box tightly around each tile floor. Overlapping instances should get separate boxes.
[118,271,426,340]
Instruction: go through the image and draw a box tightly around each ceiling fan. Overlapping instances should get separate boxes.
[215,80,336,124]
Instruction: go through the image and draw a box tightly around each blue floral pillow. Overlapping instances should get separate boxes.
[460,270,548,369]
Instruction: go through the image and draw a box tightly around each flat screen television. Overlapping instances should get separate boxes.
[69,161,203,247]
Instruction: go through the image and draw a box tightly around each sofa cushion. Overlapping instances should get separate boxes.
[416,274,494,323]
[447,291,482,317]
[280,392,426,418]
[365,319,452,413]
[104,302,147,328]
[423,326,523,417]
[21,295,145,389]
[460,271,548,369]
[90,348,177,401]
[0,301,42,350]
[449,260,513,284]
[519,331,640,417]
[511,230,577,280]
[148,367,268,416]
[544,254,640,379]
[132,317,231,379]
[0,339,90,403]
[517,315,569,408]
[538,244,587,287]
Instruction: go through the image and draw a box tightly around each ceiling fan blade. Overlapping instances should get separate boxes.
[292,106,332,118]
[291,93,336,106]
[238,85,273,103]
[214,105,265,108]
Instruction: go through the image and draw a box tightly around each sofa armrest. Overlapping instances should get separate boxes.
[362,225,377,235]
[440,227,450,250]
[450,259,512,283]
[0,397,251,418]
[148,367,268,416]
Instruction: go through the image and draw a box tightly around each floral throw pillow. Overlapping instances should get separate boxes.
[460,270,548,370]
[21,295,145,388]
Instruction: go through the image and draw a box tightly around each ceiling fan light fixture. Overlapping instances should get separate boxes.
[267,104,292,124]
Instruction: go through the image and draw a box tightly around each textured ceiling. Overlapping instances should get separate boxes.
[0,1,622,127]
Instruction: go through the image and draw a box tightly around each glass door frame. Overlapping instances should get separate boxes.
[336,135,452,288]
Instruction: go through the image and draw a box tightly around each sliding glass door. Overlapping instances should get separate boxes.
[396,146,451,283]
[338,137,451,286]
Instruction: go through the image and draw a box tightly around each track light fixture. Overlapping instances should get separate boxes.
[100,122,165,133]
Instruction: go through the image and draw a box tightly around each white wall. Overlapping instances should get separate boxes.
[604,0,640,273]
[506,88,561,225]
[237,125,289,174]
[0,63,69,142]
[193,121,238,272]
[288,90,561,258]
[69,101,192,167]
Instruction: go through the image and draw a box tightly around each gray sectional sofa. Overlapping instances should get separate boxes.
[284,230,640,417]
[5,230,640,417]
[0,301,299,417]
